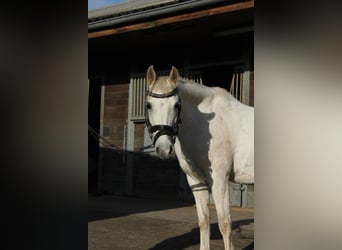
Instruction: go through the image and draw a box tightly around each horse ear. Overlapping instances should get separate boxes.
[168,66,179,86]
[146,65,156,88]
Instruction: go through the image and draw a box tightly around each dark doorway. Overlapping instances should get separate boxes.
[88,78,102,194]
[197,65,235,91]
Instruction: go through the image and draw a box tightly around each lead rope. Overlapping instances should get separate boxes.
[88,125,154,153]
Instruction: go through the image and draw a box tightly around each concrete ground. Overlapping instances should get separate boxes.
[88,195,254,250]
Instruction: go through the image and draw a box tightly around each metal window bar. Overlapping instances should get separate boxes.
[230,68,244,102]
[131,76,147,119]
[183,71,202,85]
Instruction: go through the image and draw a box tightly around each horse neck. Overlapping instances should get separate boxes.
[177,80,213,106]
[176,81,216,135]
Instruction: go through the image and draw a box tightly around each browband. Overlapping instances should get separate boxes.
[146,88,178,98]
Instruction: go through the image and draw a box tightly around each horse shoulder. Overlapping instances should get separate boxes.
[209,89,254,164]
[174,140,208,184]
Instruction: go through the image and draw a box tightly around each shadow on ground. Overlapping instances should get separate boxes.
[88,194,193,222]
[149,220,254,250]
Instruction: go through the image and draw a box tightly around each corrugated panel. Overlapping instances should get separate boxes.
[184,71,203,84]
[131,76,147,119]
[230,68,244,101]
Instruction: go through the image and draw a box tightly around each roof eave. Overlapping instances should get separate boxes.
[88,0,230,31]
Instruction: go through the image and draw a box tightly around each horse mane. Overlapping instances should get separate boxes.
[176,79,216,103]
[151,76,235,107]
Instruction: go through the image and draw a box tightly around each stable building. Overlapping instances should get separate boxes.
[88,0,254,207]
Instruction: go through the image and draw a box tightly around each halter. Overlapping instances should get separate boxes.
[145,88,181,145]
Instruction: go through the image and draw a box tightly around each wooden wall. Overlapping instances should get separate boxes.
[102,83,129,147]
[134,122,145,151]
[98,83,129,195]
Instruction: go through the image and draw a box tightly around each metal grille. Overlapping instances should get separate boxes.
[229,67,251,106]
[183,71,203,85]
[230,68,244,101]
[131,76,147,119]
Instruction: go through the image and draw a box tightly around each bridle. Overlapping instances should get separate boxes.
[145,88,181,146]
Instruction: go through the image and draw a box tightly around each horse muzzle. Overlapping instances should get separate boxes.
[155,135,175,159]
[147,125,176,158]
[156,143,174,158]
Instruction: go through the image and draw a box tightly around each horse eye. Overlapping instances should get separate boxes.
[146,102,152,110]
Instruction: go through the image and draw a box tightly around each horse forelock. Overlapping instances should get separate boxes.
[149,76,176,94]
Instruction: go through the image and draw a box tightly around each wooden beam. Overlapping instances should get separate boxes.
[88,1,254,39]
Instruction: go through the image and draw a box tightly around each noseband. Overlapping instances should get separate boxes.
[145,88,181,145]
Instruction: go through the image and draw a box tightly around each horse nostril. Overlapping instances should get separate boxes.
[156,147,160,155]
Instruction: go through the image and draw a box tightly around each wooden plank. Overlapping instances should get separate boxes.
[102,83,130,148]
[105,84,129,91]
[104,116,127,122]
[104,100,130,107]
[89,1,254,39]
[104,107,129,113]
[134,123,145,151]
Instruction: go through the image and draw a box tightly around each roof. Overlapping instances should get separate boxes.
[88,0,180,20]
[88,0,234,31]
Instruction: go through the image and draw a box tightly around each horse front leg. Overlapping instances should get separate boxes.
[186,175,210,250]
[211,170,234,250]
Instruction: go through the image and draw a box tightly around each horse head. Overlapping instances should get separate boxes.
[145,65,181,159]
